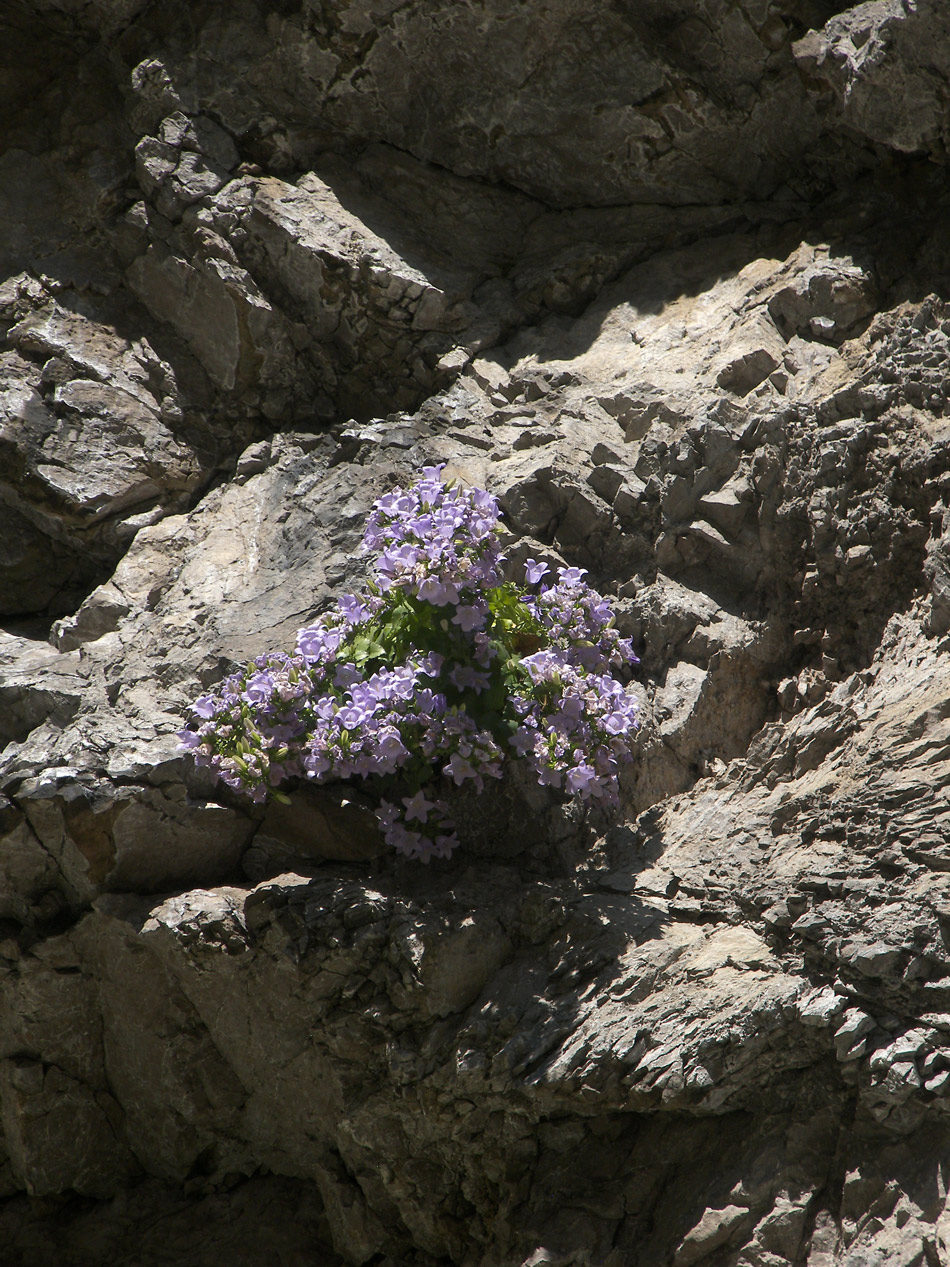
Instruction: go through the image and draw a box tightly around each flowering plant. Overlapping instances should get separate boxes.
[179,466,640,861]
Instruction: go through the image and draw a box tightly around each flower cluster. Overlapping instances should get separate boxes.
[364,468,504,619]
[179,466,640,862]
[521,562,635,671]
[509,651,640,799]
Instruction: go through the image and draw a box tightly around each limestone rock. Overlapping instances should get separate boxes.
[794,1,950,155]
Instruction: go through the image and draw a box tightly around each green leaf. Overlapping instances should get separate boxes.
[483,677,507,713]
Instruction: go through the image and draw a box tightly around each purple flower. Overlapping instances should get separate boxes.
[448,665,491,693]
[376,800,400,830]
[414,688,447,717]
[389,823,424,858]
[603,711,630,735]
[333,663,362,689]
[338,703,373,729]
[297,624,342,662]
[415,576,459,605]
[565,762,599,796]
[427,833,459,862]
[472,632,494,667]
[444,752,479,785]
[416,651,445,677]
[375,731,410,769]
[524,558,550,586]
[402,790,436,823]
[452,604,486,632]
[338,594,370,625]
[243,671,275,705]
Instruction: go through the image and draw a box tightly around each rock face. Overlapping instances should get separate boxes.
[5,2,950,1264]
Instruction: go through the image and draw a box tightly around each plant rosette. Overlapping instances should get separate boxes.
[179,466,641,862]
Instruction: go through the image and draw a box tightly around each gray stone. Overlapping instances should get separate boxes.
[798,987,847,1029]
[793,2,950,156]
[673,1204,752,1267]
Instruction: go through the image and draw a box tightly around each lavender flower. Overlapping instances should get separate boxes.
[524,558,550,585]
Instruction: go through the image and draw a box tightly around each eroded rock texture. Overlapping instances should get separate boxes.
[4,2,950,1264]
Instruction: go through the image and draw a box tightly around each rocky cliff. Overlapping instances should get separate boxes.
[4,2,950,1264]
